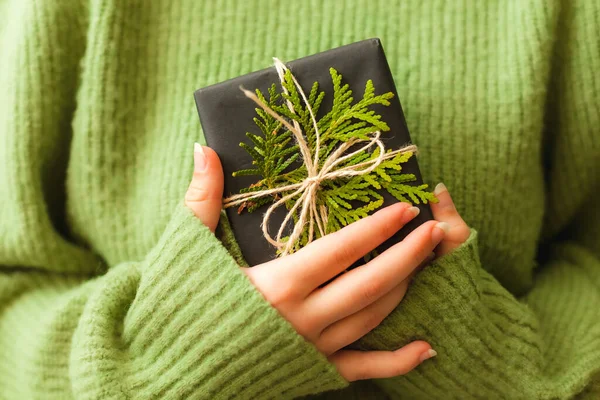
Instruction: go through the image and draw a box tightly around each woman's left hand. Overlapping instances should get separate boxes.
[429,183,471,257]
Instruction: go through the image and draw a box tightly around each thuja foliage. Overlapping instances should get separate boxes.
[233,68,437,247]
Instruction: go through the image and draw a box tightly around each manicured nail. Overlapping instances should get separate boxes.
[407,206,420,218]
[434,182,447,196]
[194,142,207,172]
[419,348,437,362]
[432,222,450,242]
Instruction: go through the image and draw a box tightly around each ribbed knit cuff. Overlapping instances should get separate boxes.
[352,228,485,351]
[352,228,544,399]
[123,203,348,399]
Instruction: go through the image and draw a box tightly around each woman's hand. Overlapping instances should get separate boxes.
[185,143,469,381]
[429,183,471,257]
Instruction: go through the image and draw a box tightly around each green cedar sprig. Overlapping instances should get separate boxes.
[232,68,437,246]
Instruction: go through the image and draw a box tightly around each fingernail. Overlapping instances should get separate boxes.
[419,348,437,362]
[194,142,207,172]
[434,182,447,196]
[427,251,436,261]
[432,222,450,242]
[407,206,420,218]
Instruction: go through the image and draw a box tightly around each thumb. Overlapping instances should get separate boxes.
[430,182,471,257]
[185,143,224,232]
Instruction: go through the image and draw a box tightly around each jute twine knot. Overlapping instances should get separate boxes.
[223,58,418,257]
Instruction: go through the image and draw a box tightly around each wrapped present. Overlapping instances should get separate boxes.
[194,38,436,267]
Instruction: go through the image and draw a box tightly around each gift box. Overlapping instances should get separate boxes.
[194,38,435,267]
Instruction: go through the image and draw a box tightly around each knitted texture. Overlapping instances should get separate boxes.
[0,1,598,399]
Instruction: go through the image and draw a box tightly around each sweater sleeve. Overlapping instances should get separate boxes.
[0,3,347,399]
[0,204,348,399]
[352,3,600,399]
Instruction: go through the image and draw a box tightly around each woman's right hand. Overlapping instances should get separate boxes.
[242,202,446,381]
[186,143,448,381]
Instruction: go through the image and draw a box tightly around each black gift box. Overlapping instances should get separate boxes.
[194,38,433,267]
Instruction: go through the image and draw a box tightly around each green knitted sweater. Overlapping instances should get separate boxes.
[1,1,599,399]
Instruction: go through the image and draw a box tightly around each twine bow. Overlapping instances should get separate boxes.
[223,58,418,256]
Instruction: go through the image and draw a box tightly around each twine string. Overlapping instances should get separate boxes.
[223,58,418,256]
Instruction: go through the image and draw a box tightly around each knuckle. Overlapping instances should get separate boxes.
[264,280,296,308]
[185,183,209,203]
[331,243,356,265]
[315,340,329,355]
[379,216,400,239]
[186,175,222,204]
[192,170,206,181]
[293,321,312,338]
[410,251,423,267]
[455,224,471,242]
[392,363,412,376]
[295,314,320,337]
[361,281,383,304]
[332,353,373,382]
[439,198,457,214]
[362,312,385,333]
[267,287,294,308]
[320,345,337,358]
[247,267,298,309]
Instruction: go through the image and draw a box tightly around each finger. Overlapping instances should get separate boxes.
[185,143,224,232]
[407,251,436,281]
[307,220,448,324]
[317,283,408,355]
[431,183,471,256]
[329,341,436,381]
[283,202,421,291]
[317,251,435,354]
[431,182,463,226]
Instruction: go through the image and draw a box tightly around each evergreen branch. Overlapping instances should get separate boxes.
[232,66,437,241]
[232,168,261,177]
